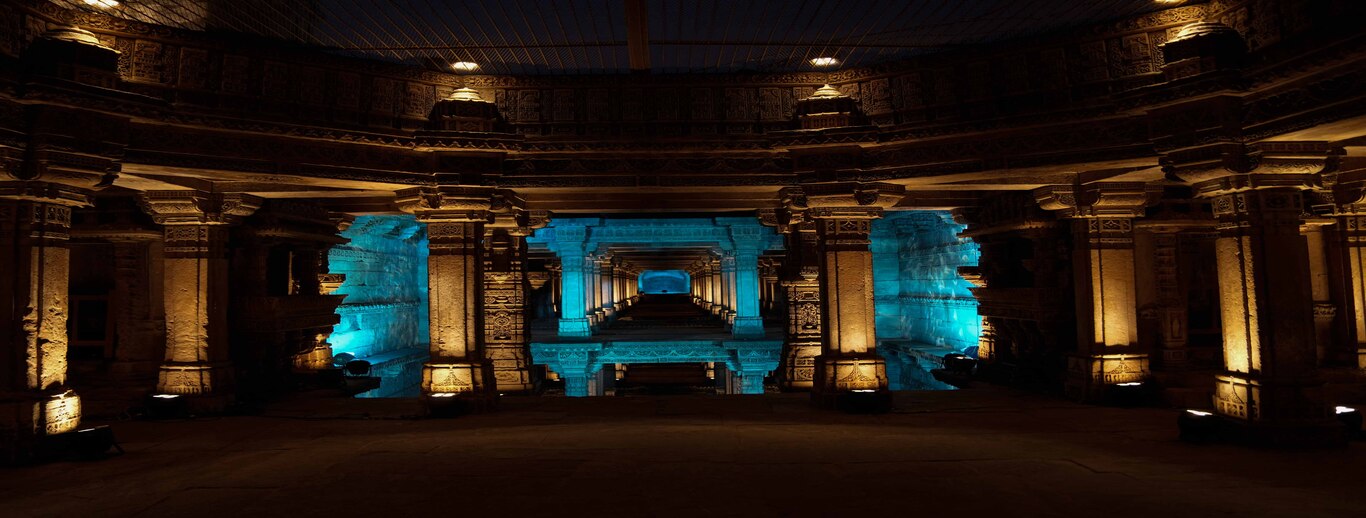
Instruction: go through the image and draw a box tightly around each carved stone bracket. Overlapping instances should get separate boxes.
[138,191,262,226]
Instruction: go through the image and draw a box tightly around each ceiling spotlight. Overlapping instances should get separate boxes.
[83,0,119,7]
[451,61,479,72]
[810,57,839,67]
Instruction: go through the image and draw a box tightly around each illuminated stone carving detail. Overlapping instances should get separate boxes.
[786,183,905,400]
[43,390,82,435]
[1035,183,1155,401]
[397,187,498,401]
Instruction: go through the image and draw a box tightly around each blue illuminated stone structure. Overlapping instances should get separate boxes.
[531,340,782,397]
[867,212,983,390]
[640,270,689,294]
[327,216,430,397]
[529,217,782,340]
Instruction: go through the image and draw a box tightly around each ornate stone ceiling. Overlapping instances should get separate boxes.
[49,0,1194,75]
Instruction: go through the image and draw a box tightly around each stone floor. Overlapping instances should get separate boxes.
[4,387,1365,517]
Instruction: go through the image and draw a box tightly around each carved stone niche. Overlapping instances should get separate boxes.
[425,87,508,133]
[1160,22,1247,81]
[793,85,868,130]
[22,25,120,89]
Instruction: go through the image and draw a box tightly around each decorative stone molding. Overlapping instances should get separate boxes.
[137,191,262,226]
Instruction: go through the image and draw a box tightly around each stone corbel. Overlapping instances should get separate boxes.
[1166,144,1339,198]
[395,185,496,223]
[138,191,263,226]
[1033,182,1160,219]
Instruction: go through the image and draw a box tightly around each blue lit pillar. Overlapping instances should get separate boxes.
[708,258,724,316]
[720,253,737,324]
[732,249,765,338]
[539,343,602,397]
[600,256,616,320]
[554,226,593,337]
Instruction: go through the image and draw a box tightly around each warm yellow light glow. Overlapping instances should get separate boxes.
[1155,0,1184,4]
[810,57,839,67]
[451,61,479,71]
[83,0,119,7]
[44,391,82,434]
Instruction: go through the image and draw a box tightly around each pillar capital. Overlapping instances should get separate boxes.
[396,185,495,222]
[137,191,262,226]
[1034,182,1158,219]
[1165,145,1337,197]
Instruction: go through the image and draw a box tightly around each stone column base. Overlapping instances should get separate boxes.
[293,344,335,371]
[558,318,592,337]
[1355,346,1366,370]
[811,355,892,412]
[730,371,767,394]
[0,389,84,464]
[157,362,234,404]
[422,362,498,414]
[1064,353,1150,403]
[491,370,536,394]
[778,342,820,391]
[725,310,737,325]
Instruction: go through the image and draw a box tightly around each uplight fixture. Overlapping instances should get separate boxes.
[810,56,839,67]
[1336,405,1356,415]
[1185,409,1212,416]
[451,61,479,72]
[150,394,181,399]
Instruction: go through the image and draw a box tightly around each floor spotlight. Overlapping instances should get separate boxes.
[424,392,470,418]
[1335,406,1362,439]
[144,393,188,419]
[1107,381,1149,407]
[1178,408,1222,443]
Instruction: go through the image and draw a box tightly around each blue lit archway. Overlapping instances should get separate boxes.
[639,270,690,294]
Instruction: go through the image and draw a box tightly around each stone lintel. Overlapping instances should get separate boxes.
[1033,182,1158,219]
[138,191,262,226]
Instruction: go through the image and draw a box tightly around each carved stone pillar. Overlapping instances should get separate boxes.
[599,256,616,321]
[1174,151,1341,445]
[0,189,89,456]
[1035,183,1155,402]
[589,256,604,327]
[1322,184,1366,369]
[139,191,261,410]
[110,239,165,376]
[796,183,904,409]
[482,207,547,393]
[715,258,726,317]
[397,187,497,408]
[1301,218,1336,365]
[553,224,592,337]
[720,253,737,325]
[776,207,822,391]
[1147,228,1191,368]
